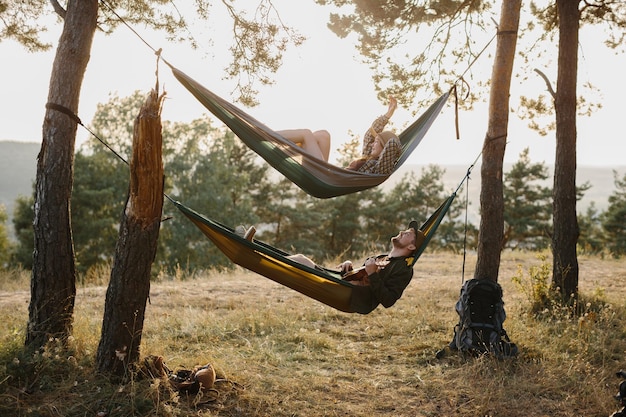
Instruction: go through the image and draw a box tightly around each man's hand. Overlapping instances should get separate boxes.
[364,257,379,275]
[338,260,353,275]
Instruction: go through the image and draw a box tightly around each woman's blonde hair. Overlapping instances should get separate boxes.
[347,129,399,170]
[377,131,398,146]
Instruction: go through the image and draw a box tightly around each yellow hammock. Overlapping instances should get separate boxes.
[170,194,456,313]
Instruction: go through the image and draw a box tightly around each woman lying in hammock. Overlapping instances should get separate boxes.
[277,96,401,175]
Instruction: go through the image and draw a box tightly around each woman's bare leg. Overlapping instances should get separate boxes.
[312,130,331,161]
[277,129,331,161]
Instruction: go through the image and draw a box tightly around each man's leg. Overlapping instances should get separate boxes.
[286,253,316,269]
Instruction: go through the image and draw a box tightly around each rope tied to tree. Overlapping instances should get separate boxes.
[45,102,129,166]
[45,102,82,125]
[484,133,508,144]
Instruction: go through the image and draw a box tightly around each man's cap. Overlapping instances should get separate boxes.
[408,220,425,252]
[408,220,419,237]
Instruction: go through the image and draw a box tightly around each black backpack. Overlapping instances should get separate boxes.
[448,278,518,358]
[609,371,626,417]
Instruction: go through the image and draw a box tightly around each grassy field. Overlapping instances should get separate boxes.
[1,251,625,416]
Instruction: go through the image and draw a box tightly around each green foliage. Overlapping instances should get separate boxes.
[511,2,623,147]
[161,127,271,272]
[253,177,300,248]
[528,0,626,46]
[503,148,552,250]
[577,202,605,255]
[0,336,178,416]
[512,252,611,320]
[259,163,465,263]
[601,170,626,257]
[511,253,553,313]
[5,2,303,105]
[336,188,385,256]
[335,136,362,166]
[517,95,556,137]
[222,1,306,105]
[10,195,34,269]
[0,0,52,52]
[23,88,615,274]
[318,0,494,106]
[518,2,626,133]
[6,90,617,274]
[83,91,147,159]
[72,92,149,276]
[72,151,128,275]
[0,205,11,268]
[272,190,333,260]
[8,97,472,273]
[72,91,276,274]
[381,166,465,252]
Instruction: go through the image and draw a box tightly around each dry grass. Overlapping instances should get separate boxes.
[1,251,626,416]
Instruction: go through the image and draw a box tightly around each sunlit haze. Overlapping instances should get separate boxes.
[1,2,625,169]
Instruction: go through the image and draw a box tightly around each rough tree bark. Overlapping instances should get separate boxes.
[26,0,98,348]
[552,0,580,300]
[96,88,165,376]
[474,0,521,283]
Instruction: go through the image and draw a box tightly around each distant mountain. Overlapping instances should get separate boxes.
[389,163,624,223]
[1,140,623,239]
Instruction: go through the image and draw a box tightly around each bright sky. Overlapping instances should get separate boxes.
[1,2,625,169]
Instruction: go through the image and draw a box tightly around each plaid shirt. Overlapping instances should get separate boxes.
[356,115,401,175]
[362,115,389,156]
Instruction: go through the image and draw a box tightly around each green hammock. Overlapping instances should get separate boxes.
[169,65,450,199]
[170,193,455,313]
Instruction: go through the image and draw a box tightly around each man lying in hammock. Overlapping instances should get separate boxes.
[287,220,423,314]
[276,96,401,175]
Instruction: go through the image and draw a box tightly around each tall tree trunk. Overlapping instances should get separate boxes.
[552,0,580,301]
[474,0,521,282]
[96,89,165,376]
[26,0,98,348]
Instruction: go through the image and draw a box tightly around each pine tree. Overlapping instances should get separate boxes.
[602,171,626,257]
[0,206,11,268]
[502,149,552,250]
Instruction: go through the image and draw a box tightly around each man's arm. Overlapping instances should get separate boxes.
[366,260,413,308]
